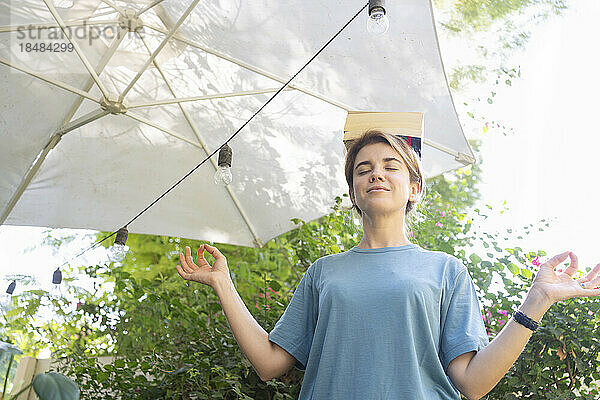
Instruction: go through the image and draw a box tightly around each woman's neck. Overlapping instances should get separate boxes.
[356,212,411,249]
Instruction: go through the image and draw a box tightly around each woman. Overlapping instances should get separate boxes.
[176,130,600,399]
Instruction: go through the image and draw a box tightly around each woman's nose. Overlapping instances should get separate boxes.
[369,170,385,182]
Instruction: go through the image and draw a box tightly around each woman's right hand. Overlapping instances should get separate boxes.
[176,244,230,288]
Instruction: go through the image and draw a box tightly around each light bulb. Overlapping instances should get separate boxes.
[108,243,128,262]
[214,143,233,186]
[0,294,10,312]
[108,227,129,262]
[367,7,389,35]
[213,165,232,186]
[1,280,16,313]
[50,283,63,299]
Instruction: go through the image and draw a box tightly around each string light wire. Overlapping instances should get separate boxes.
[55,2,369,270]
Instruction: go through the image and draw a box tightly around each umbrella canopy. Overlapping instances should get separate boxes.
[0,0,475,247]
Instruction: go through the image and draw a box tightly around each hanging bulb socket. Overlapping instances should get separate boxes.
[368,0,386,16]
[115,226,129,246]
[52,268,63,285]
[217,143,232,168]
[214,143,233,186]
[108,226,129,263]
[6,280,16,295]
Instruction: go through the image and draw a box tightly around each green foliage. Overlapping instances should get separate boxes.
[439,0,567,34]
[30,372,80,400]
[468,244,600,399]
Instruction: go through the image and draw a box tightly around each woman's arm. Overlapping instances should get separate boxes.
[447,251,600,400]
[447,287,551,400]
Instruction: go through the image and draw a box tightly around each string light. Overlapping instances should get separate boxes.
[367,0,389,35]
[28,3,368,280]
[51,267,63,299]
[0,281,16,312]
[213,143,233,186]
[107,226,129,262]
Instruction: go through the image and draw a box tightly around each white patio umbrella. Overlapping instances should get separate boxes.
[0,0,475,248]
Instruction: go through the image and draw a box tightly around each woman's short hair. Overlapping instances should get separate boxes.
[344,130,426,232]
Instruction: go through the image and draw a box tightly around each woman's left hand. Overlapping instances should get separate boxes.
[531,251,600,305]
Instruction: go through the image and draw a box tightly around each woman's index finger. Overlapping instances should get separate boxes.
[197,244,205,262]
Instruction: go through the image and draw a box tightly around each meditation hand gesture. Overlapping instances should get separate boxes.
[531,251,600,305]
[176,245,230,288]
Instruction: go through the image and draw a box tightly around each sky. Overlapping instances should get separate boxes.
[1,0,599,307]
[463,0,599,272]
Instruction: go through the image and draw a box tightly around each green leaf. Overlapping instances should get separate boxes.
[32,372,80,400]
[269,280,281,292]
[114,359,125,369]
[140,361,151,372]
[507,263,520,275]
[97,371,109,382]
[519,268,532,278]
[469,254,482,264]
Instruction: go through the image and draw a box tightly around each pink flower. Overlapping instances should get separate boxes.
[446,203,450,208]
[482,313,487,323]
[258,293,264,298]
[499,320,505,326]
[435,222,443,228]
[532,256,541,267]
[497,309,508,316]
[408,231,414,237]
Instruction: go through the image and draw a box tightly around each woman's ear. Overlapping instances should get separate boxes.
[409,182,420,201]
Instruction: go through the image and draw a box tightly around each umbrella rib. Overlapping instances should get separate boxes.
[142,23,355,112]
[0,28,125,226]
[0,57,101,103]
[59,26,127,127]
[0,19,117,33]
[100,0,126,17]
[136,0,167,17]
[120,0,201,101]
[0,109,109,225]
[42,0,110,99]
[423,138,476,165]
[124,112,205,149]
[136,32,264,247]
[127,88,295,109]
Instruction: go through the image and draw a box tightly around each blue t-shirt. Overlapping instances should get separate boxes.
[268,244,489,400]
